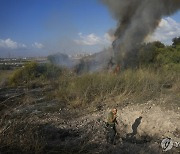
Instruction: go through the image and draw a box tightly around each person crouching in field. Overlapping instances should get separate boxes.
[106,108,118,144]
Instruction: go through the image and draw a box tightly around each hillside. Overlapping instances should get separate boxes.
[0,39,180,153]
[0,69,179,153]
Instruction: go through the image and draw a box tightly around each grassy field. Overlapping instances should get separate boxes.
[4,62,179,109]
[0,62,179,153]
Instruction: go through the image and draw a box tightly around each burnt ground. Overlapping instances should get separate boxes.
[0,87,179,154]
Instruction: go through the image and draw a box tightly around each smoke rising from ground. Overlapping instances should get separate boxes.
[101,0,180,67]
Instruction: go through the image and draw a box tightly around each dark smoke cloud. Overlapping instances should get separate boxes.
[101,0,180,67]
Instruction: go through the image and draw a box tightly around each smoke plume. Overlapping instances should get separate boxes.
[101,0,180,67]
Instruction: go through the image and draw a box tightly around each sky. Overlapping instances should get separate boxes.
[0,0,180,58]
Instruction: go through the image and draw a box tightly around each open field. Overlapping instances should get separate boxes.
[0,61,179,153]
[0,0,180,153]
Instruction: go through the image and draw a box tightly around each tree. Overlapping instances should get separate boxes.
[137,41,165,66]
[172,37,180,46]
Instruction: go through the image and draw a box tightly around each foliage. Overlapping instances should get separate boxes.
[137,38,180,71]
[0,64,11,70]
[172,36,180,46]
[9,62,62,86]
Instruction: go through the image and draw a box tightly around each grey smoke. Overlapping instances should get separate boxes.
[101,0,180,67]
[47,53,78,68]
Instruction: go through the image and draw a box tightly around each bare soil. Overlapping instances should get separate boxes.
[0,86,179,154]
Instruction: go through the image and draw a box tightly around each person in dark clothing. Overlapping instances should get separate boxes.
[106,108,118,144]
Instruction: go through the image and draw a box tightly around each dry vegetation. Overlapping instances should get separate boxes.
[53,68,179,109]
[0,46,179,154]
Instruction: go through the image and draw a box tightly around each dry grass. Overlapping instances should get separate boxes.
[0,70,14,87]
[53,68,179,108]
[0,67,179,153]
[0,113,46,153]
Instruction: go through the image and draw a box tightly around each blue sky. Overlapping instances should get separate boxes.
[0,0,179,57]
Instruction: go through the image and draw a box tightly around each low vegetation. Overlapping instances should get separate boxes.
[54,68,179,108]
[2,37,180,107]
[9,62,63,86]
[0,38,179,153]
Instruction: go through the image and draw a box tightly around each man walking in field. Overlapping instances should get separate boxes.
[106,108,118,144]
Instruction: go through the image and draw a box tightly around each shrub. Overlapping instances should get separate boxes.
[9,62,63,86]
[137,39,180,70]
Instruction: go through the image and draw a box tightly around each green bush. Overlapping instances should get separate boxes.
[0,64,11,70]
[9,62,62,86]
[156,47,180,65]
[137,39,180,71]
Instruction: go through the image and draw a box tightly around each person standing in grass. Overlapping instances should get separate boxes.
[106,108,118,144]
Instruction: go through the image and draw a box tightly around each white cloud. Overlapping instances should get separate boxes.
[74,33,102,45]
[0,38,26,49]
[74,33,112,46]
[146,17,180,44]
[32,42,44,49]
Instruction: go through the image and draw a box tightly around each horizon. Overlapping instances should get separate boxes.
[0,0,180,58]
